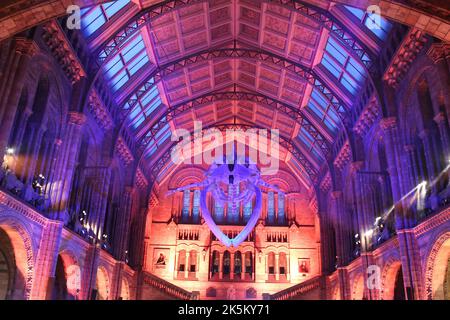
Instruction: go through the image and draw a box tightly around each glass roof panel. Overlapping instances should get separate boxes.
[320,36,367,95]
[344,5,392,40]
[297,126,323,163]
[81,0,130,37]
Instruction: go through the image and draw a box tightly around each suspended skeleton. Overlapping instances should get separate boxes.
[168,156,283,247]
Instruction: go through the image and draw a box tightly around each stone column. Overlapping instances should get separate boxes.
[330,191,351,266]
[0,38,39,154]
[114,186,134,260]
[275,253,280,281]
[337,268,351,300]
[286,253,290,281]
[396,229,424,300]
[434,112,450,161]
[419,129,438,180]
[230,252,234,280]
[427,43,450,126]
[184,251,189,279]
[50,111,87,222]
[380,118,404,195]
[219,252,223,280]
[30,220,64,300]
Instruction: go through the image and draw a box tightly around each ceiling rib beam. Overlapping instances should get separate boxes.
[146,123,319,187]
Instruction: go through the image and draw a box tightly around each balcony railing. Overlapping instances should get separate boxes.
[269,276,322,300]
[142,272,198,300]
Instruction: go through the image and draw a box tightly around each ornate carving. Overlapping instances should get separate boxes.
[424,231,450,300]
[384,29,427,88]
[379,117,398,131]
[14,37,39,57]
[427,43,450,63]
[115,136,134,167]
[334,141,351,171]
[88,92,114,131]
[320,172,332,193]
[68,111,87,126]
[353,99,381,137]
[135,167,148,190]
[41,21,85,83]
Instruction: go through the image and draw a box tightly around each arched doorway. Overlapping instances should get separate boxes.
[95,267,110,300]
[352,274,365,300]
[51,256,69,300]
[0,228,15,300]
[0,224,31,300]
[382,260,403,300]
[393,267,406,300]
[426,233,450,300]
[120,278,130,300]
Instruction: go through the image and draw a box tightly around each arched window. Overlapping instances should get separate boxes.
[182,190,190,223]
[227,184,239,224]
[192,190,200,223]
[178,250,186,272]
[223,251,231,277]
[188,250,197,273]
[267,191,275,224]
[244,252,253,277]
[214,200,224,224]
[278,193,285,224]
[267,252,275,275]
[234,251,242,276]
[243,200,252,223]
[211,251,219,276]
[279,252,287,277]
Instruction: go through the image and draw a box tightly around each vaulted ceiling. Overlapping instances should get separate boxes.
[79,0,394,186]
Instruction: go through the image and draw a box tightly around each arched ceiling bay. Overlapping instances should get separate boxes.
[79,0,394,185]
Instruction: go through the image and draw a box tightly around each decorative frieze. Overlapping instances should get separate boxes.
[427,43,450,63]
[353,98,380,137]
[384,29,427,88]
[115,136,134,167]
[41,21,85,84]
[320,172,332,193]
[88,92,114,131]
[333,141,351,171]
[135,167,149,190]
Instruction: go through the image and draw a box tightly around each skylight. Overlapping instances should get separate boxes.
[144,123,172,159]
[297,126,324,163]
[81,0,130,37]
[321,37,367,94]
[344,5,392,40]
[305,88,340,135]
[103,33,150,92]
[125,80,162,130]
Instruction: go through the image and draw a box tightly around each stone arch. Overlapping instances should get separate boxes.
[120,277,130,300]
[0,214,35,300]
[425,231,450,300]
[351,273,365,300]
[381,257,402,300]
[168,166,205,190]
[330,282,340,300]
[95,266,110,300]
[58,249,82,299]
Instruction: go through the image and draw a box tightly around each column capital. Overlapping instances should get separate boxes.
[404,144,416,153]
[68,111,87,126]
[427,43,450,63]
[14,37,39,57]
[350,161,364,174]
[434,112,447,125]
[379,117,397,131]
[330,191,343,200]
